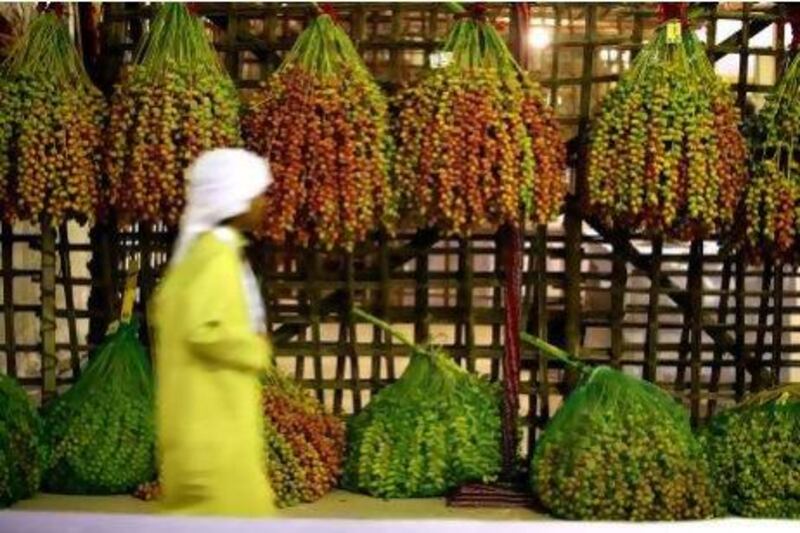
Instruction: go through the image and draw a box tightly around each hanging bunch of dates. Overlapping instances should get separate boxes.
[393,11,566,236]
[105,3,240,227]
[588,23,747,240]
[731,52,800,263]
[0,12,105,224]
[242,11,395,251]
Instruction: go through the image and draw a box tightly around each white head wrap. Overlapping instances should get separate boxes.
[172,148,271,263]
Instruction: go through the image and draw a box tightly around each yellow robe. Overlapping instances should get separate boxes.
[151,229,275,517]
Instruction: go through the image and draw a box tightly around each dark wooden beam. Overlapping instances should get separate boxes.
[711,17,771,62]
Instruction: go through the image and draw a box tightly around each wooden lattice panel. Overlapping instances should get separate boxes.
[1,4,798,453]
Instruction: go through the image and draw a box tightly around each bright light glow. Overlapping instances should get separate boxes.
[716,54,739,82]
[750,26,774,47]
[528,26,553,50]
[716,20,740,45]
[429,51,453,69]
[600,48,619,62]
[695,26,707,43]
[531,17,556,27]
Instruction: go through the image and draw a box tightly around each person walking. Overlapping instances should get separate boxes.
[151,148,275,517]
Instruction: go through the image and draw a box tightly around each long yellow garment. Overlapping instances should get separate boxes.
[151,229,275,517]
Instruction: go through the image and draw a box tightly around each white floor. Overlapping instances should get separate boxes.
[2,491,798,533]
[1,512,799,533]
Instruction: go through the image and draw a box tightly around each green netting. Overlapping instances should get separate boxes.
[699,384,800,518]
[0,374,45,508]
[523,334,719,521]
[342,309,502,498]
[42,321,156,494]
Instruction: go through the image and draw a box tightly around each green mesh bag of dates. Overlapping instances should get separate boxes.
[523,334,720,521]
[0,374,46,507]
[342,309,502,498]
[42,320,155,494]
[700,384,800,518]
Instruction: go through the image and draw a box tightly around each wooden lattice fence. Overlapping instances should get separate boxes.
[1,2,798,454]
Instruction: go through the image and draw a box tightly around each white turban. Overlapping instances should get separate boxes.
[172,148,271,263]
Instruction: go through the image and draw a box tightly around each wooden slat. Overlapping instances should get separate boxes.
[57,224,82,380]
[379,232,394,381]
[675,309,691,391]
[688,240,703,424]
[563,4,596,371]
[414,237,430,344]
[753,261,773,391]
[309,251,323,403]
[369,233,386,395]
[257,247,274,341]
[735,255,747,401]
[1,223,17,377]
[40,221,57,401]
[459,237,476,372]
[225,3,240,79]
[86,222,119,346]
[772,262,784,384]
[531,225,550,450]
[643,237,661,383]
[776,13,786,77]
[490,241,502,382]
[610,235,627,369]
[707,257,732,417]
[138,223,155,349]
[736,4,752,111]
[345,253,361,412]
